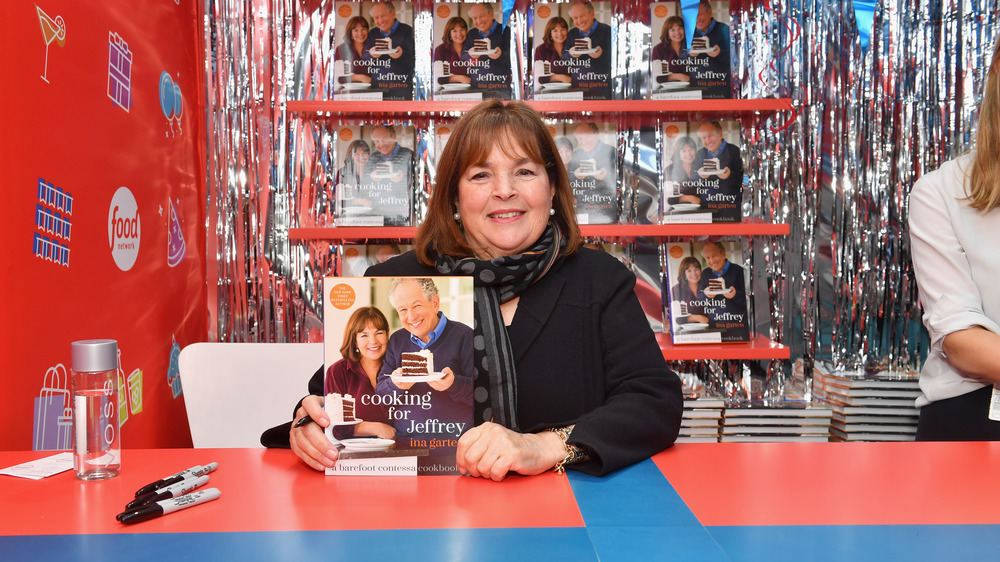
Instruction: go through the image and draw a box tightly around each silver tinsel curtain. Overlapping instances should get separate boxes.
[204,0,999,394]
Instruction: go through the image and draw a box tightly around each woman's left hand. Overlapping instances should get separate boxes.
[455,422,566,481]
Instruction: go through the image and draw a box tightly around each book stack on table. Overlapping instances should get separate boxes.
[677,396,724,443]
[719,403,833,442]
[814,369,919,442]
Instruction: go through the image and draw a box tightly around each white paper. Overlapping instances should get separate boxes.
[0,452,74,479]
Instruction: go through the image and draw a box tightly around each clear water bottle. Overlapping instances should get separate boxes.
[70,339,121,480]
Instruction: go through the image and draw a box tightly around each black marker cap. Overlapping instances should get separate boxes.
[117,503,164,525]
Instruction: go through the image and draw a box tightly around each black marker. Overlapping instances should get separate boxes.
[117,488,221,525]
[132,462,218,498]
[293,416,314,428]
[122,475,210,512]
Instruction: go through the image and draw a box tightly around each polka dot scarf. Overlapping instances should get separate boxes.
[435,223,564,431]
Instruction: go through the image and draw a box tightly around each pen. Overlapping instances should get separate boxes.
[293,415,313,428]
[133,462,219,497]
[117,488,221,525]
[122,475,210,512]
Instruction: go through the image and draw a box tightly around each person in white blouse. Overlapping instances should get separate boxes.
[909,37,1000,440]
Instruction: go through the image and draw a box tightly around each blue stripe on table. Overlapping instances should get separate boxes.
[568,458,729,561]
[0,528,599,561]
[708,524,1000,562]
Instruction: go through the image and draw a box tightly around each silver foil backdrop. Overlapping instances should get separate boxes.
[204,0,999,396]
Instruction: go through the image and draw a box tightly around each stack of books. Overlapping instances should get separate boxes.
[719,403,833,442]
[814,369,920,442]
[677,396,723,443]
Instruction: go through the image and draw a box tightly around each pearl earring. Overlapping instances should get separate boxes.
[454,212,461,221]
[549,208,555,216]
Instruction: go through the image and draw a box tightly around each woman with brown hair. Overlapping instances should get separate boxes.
[290,100,682,478]
[909,37,1000,439]
[322,306,394,440]
[434,16,472,85]
[533,16,572,85]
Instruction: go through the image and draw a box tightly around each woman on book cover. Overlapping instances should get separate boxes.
[909,36,1000,440]
[335,15,373,85]
[665,135,701,206]
[534,16,572,85]
[670,256,709,325]
[336,139,372,211]
[434,16,472,85]
[324,307,395,440]
[651,15,691,84]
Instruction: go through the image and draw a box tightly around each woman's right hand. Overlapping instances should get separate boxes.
[289,395,338,471]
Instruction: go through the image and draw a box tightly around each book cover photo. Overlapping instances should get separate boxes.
[549,120,619,224]
[648,0,732,99]
[333,124,415,226]
[322,276,475,475]
[661,119,743,223]
[666,240,749,343]
[334,2,415,100]
[432,2,512,100]
[532,2,613,100]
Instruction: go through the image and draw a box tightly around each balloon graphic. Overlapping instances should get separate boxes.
[159,71,175,119]
[159,71,183,135]
[172,82,183,121]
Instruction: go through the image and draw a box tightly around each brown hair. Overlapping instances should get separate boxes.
[415,100,582,265]
[968,37,1000,212]
[442,16,467,45]
[543,17,569,46]
[660,15,684,45]
[339,307,389,363]
[676,256,703,286]
[346,15,369,36]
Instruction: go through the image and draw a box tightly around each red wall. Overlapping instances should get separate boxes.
[0,0,206,450]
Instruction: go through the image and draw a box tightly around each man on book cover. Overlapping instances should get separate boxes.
[375,278,474,443]
[363,125,413,225]
[692,120,742,222]
[568,122,617,223]
[363,2,415,100]
[691,0,732,98]
[464,2,512,99]
[565,1,612,99]
[697,241,749,341]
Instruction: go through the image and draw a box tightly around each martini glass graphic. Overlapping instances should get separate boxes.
[37,5,66,83]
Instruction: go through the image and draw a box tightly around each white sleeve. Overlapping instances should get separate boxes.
[908,165,1000,351]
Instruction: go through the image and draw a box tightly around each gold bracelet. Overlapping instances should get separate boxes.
[547,425,588,474]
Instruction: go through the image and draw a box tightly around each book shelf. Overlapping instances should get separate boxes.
[287,99,794,117]
[288,98,792,361]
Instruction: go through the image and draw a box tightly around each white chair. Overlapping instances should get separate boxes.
[178,342,322,448]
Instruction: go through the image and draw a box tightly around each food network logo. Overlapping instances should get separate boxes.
[108,187,141,271]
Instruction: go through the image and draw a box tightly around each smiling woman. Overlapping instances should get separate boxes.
[283,100,683,479]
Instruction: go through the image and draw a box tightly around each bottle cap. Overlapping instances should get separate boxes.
[71,339,118,373]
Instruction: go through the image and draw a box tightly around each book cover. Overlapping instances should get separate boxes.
[661,120,743,223]
[648,2,700,100]
[322,276,475,475]
[666,240,749,343]
[432,2,512,100]
[549,120,619,224]
[648,1,732,99]
[334,125,415,226]
[532,2,613,100]
[334,2,415,100]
